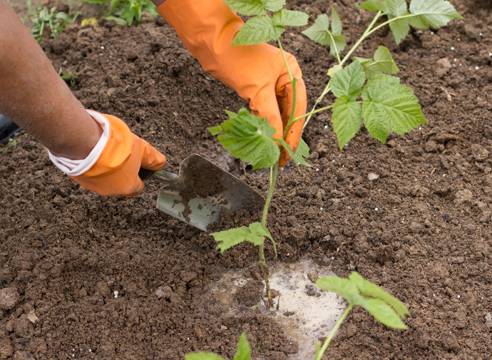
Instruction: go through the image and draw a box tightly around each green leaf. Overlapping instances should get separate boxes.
[330,61,366,99]
[272,9,309,27]
[302,14,331,46]
[302,14,346,57]
[316,276,363,305]
[332,97,362,150]
[360,0,413,43]
[389,17,411,44]
[386,0,408,16]
[327,64,343,77]
[185,353,225,360]
[233,333,252,360]
[233,16,283,45]
[265,0,286,12]
[409,0,462,29]
[330,7,343,35]
[211,222,270,253]
[360,46,399,78]
[279,138,310,166]
[317,273,409,331]
[360,0,407,16]
[362,74,427,143]
[349,272,409,318]
[360,0,384,13]
[361,298,408,330]
[208,108,280,170]
[224,0,267,16]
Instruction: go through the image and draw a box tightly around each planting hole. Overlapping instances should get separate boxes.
[211,259,345,359]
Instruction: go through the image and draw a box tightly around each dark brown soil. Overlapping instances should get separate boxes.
[1,0,491,359]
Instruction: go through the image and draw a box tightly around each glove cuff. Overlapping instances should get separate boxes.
[48,110,109,176]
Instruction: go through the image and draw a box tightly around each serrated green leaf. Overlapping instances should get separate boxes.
[349,272,409,318]
[360,0,407,16]
[272,9,308,27]
[360,0,384,13]
[233,16,283,45]
[361,46,399,78]
[361,298,408,330]
[209,108,280,170]
[373,46,399,73]
[386,0,408,16]
[279,138,310,166]
[233,333,252,360]
[389,18,411,44]
[265,0,286,12]
[362,74,427,143]
[316,276,363,305]
[302,14,346,57]
[330,7,343,35]
[224,0,267,16]
[332,97,362,150]
[208,125,222,136]
[302,14,331,46]
[327,64,343,77]
[211,222,269,253]
[185,353,225,360]
[409,0,462,29]
[331,61,366,99]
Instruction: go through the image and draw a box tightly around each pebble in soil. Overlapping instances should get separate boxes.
[210,259,345,360]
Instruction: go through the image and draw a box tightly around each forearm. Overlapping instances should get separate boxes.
[0,2,100,159]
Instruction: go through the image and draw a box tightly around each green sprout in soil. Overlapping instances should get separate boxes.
[184,274,408,360]
[209,0,461,310]
[0,139,17,155]
[185,333,251,360]
[83,0,157,26]
[28,2,78,42]
[314,272,409,359]
[58,68,79,88]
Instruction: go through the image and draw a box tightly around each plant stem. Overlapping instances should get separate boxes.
[259,163,279,307]
[261,164,279,227]
[315,305,353,360]
[339,11,383,67]
[295,104,334,122]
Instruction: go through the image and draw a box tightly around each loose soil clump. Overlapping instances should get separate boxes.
[0,0,491,359]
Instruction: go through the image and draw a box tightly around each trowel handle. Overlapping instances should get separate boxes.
[138,168,178,182]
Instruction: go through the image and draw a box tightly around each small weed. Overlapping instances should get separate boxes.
[58,68,79,87]
[28,2,77,42]
[84,0,157,26]
[0,139,18,154]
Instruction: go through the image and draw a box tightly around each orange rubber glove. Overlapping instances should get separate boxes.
[72,114,166,196]
[158,0,307,165]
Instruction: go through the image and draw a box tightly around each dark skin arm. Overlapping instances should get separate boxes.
[0,2,100,159]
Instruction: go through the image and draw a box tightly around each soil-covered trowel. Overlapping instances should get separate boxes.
[140,154,263,231]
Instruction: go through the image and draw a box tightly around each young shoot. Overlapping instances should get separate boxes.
[83,0,157,26]
[58,68,79,88]
[29,4,78,42]
[301,0,462,146]
[185,333,251,360]
[314,272,409,359]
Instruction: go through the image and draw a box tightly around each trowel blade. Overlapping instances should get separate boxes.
[156,154,263,231]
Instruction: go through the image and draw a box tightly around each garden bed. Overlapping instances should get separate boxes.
[0,0,491,358]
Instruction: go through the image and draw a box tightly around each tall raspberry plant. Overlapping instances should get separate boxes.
[208,0,461,314]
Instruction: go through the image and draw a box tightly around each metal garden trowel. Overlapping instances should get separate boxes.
[140,154,263,232]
